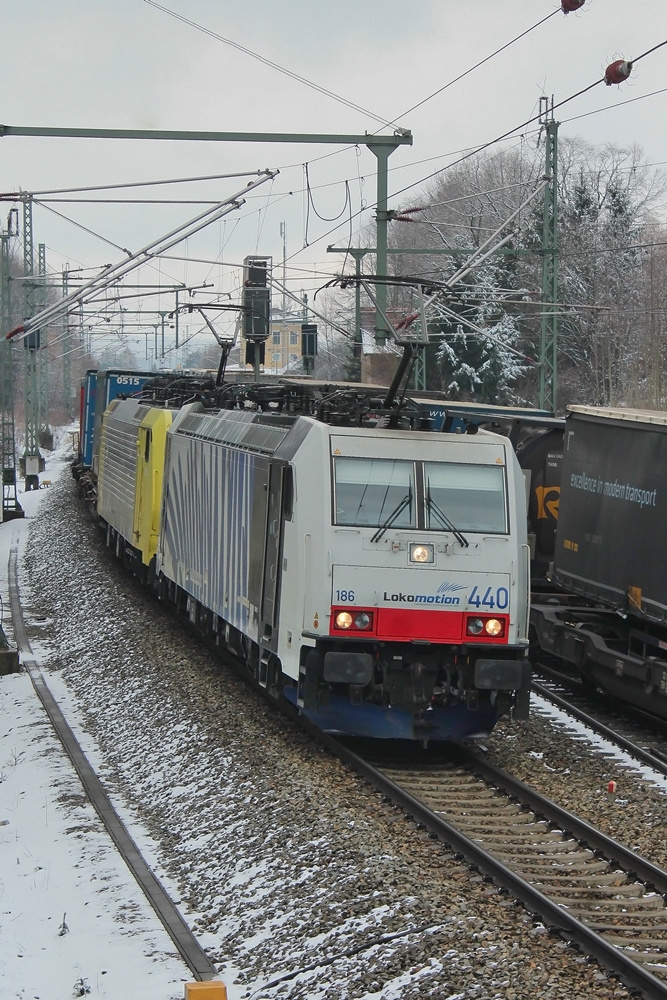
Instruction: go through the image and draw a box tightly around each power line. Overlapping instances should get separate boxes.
[3,171,266,198]
[382,9,560,128]
[282,83,667,267]
[143,0,402,132]
[561,86,667,127]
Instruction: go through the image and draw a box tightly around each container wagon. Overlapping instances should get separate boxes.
[531,405,667,716]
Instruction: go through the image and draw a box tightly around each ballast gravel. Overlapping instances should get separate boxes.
[15,466,648,1000]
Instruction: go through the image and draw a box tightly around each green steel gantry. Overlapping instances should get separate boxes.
[0,210,24,520]
[328,102,560,409]
[37,242,53,449]
[62,266,73,419]
[0,124,412,348]
[20,196,45,489]
[538,97,559,412]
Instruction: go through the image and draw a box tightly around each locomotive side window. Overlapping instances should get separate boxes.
[283,466,294,521]
[334,458,415,528]
[424,463,507,533]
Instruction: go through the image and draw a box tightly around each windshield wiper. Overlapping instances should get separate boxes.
[425,484,469,548]
[370,489,412,543]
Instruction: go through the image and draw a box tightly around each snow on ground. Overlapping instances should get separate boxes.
[3,428,665,1000]
[0,433,195,1000]
[531,694,667,793]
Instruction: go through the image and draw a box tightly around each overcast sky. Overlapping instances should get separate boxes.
[2,1,666,347]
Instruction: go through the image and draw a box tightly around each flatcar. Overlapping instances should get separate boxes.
[92,375,532,742]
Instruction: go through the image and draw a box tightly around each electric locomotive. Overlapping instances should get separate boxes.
[95,376,531,742]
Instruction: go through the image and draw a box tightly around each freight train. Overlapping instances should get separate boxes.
[77,372,532,743]
[530,404,667,719]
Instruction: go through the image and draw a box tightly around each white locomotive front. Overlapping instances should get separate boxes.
[279,421,531,740]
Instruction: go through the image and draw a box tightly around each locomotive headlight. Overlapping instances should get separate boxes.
[484,618,503,636]
[467,618,484,636]
[410,542,434,564]
[354,612,372,630]
[335,611,354,629]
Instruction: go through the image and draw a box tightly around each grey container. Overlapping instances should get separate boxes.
[554,405,667,624]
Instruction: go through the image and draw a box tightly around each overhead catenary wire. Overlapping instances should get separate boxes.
[0,171,267,199]
[386,38,667,208]
[381,9,561,130]
[36,201,132,255]
[561,86,667,127]
[16,16,667,346]
[280,83,667,272]
[6,172,278,342]
[142,0,404,133]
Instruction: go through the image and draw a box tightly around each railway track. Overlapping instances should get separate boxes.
[532,666,667,777]
[317,734,667,1000]
[7,537,218,983]
[14,476,667,998]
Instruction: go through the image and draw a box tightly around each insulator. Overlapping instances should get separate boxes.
[396,311,419,331]
[605,59,632,85]
[561,0,585,11]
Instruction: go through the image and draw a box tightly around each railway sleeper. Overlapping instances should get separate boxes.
[427,801,525,815]
[469,831,565,845]
[589,921,667,931]
[533,880,644,898]
[486,841,586,856]
[418,791,500,802]
[509,861,619,876]
[456,818,553,833]
[613,949,667,964]
[506,854,612,884]
[594,925,667,935]
[566,895,665,912]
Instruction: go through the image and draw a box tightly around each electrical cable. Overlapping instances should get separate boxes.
[305,165,351,224]
[8,171,265,198]
[382,9,560,129]
[561,87,667,127]
[386,38,667,207]
[36,201,132,255]
[26,27,667,328]
[280,79,667,271]
[142,0,402,131]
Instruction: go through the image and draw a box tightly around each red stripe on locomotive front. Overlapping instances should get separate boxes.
[377,608,465,641]
[329,607,510,644]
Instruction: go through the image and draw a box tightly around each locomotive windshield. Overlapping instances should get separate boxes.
[333,457,507,533]
[334,458,416,528]
[424,462,507,533]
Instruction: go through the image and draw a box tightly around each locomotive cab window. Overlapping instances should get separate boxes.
[424,462,507,533]
[334,458,415,528]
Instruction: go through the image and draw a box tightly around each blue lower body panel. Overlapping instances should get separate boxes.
[282,688,499,741]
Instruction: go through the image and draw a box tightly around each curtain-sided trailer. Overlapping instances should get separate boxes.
[94,395,532,743]
[531,405,667,716]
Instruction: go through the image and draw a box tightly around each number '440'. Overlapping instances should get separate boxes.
[468,585,509,611]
